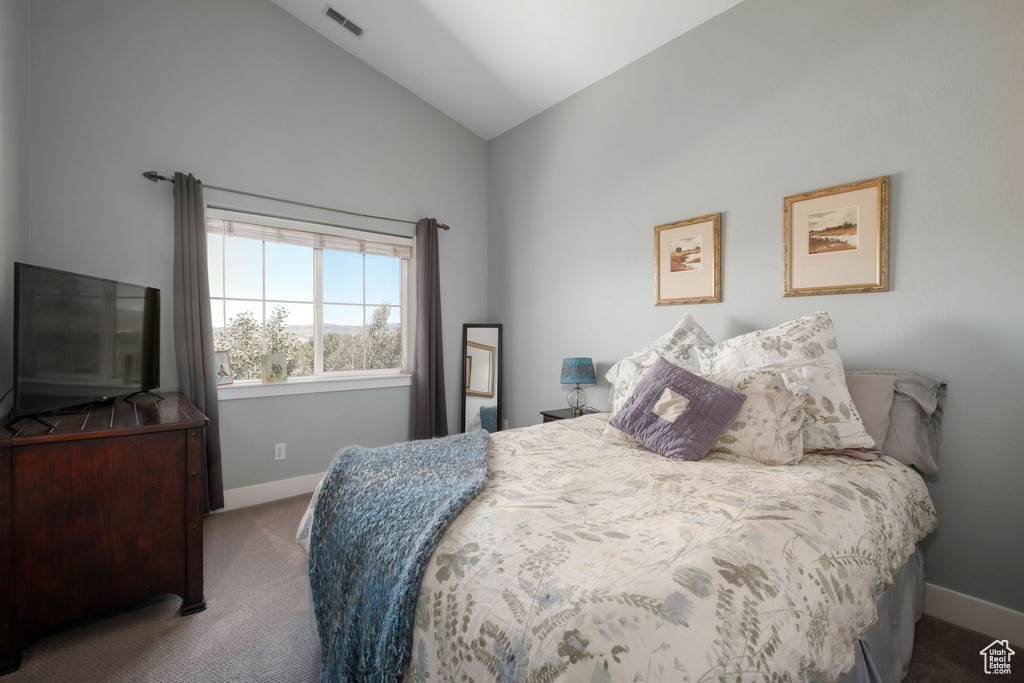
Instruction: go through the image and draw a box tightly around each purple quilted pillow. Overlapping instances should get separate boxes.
[609,357,745,461]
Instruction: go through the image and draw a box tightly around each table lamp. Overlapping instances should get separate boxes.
[561,357,597,416]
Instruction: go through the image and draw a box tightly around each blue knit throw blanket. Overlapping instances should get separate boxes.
[309,430,490,682]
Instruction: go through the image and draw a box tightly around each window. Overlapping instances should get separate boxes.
[206,209,412,388]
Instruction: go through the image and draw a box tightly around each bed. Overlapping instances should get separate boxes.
[298,312,943,681]
[297,412,935,682]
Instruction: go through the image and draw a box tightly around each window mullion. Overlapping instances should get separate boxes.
[362,254,368,371]
[314,248,324,377]
[261,240,267,356]
[221,233,227,340]
[400,259,409,372]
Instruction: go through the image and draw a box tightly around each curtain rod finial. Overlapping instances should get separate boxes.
[142,171,171,183]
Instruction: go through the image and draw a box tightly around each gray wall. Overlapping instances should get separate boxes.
[28,0,488,489]
[0,0,30,413]
[488,0,1024,612]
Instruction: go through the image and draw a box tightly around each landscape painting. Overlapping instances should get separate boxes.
[807,206,859,255]
[783,175,890,297]
[669,235,702,271]
[654,213,721,305]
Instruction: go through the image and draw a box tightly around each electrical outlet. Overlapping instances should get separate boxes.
[502,419,509,430]
[274,443,286,461]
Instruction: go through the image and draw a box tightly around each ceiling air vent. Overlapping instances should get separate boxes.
[324,6,364,37]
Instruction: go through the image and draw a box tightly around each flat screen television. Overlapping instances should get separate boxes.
[11,263,160,420]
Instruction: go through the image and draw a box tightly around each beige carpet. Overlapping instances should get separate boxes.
[6,493,1013,682]
[8,495,320,683]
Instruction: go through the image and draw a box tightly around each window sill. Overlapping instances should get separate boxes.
[216,373,412,400]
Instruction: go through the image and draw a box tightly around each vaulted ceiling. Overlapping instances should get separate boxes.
[269,0,745,140]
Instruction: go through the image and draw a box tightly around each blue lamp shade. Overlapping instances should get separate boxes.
[560,357,597,385]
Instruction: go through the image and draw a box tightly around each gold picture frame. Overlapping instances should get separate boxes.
[654,213,722,305]
[784,176,889,296]
[464,341,495,398]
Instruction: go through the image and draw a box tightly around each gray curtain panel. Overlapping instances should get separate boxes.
[173,172,225,511]
[411,218,448,439]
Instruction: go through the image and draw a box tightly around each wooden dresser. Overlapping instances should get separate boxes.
[0,393,207,674]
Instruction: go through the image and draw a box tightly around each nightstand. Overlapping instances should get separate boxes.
[540,408,596,422]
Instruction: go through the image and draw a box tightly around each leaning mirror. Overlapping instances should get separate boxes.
[461,324,502,433]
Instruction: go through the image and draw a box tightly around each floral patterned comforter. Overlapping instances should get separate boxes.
[299,414,936,682]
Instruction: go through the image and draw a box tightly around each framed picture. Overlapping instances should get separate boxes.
[654,213,722,305]
[784,176,889,296]
[465,341,495,398]
[213,350,234,386]
[262,354,288,384]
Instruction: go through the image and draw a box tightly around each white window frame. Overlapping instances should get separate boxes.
[207,208,413,400]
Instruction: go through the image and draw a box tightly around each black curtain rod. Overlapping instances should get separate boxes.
[141,172,451,231]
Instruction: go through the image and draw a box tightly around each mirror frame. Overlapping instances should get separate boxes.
[461,323,503,433]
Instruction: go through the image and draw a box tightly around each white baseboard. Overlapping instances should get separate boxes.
[924,583,1024,646]
[220,471,325,512]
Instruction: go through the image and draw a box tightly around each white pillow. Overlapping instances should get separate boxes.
[708,370,807,465]
[603,367,807,466]
[697,312,873,451]
[606,314,715,415]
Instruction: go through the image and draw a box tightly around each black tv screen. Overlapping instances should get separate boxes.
[12,263,160,419]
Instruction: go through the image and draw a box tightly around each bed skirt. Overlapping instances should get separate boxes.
[308,546,924,682]
[837,547,925,682]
